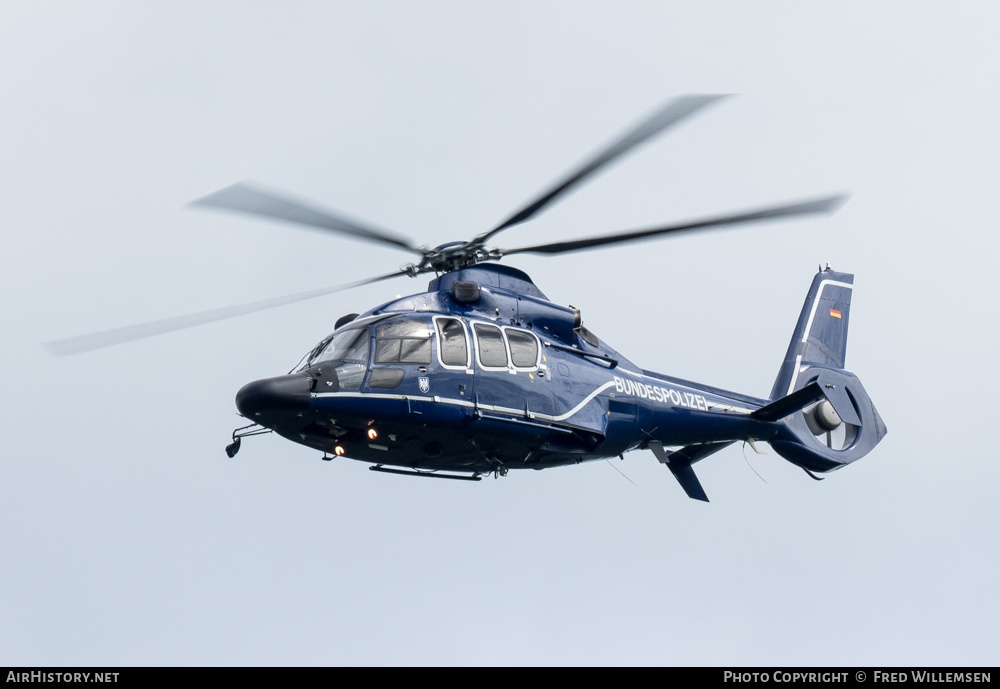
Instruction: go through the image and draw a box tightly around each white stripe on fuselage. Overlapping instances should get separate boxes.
[549,381,616,421]
[312,369,753,429]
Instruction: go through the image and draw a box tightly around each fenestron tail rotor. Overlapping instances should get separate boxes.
[803,399,856,451]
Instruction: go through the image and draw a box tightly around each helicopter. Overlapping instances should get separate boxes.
[45,94,886,501]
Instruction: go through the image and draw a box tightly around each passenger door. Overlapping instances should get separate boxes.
[471,322,553,419]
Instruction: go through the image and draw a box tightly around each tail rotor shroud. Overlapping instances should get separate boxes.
[755,268,887,474]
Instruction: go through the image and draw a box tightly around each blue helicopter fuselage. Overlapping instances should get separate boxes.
[235,264,790,478]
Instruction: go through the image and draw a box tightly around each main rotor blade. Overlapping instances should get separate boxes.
[477,94,730,244]
[192,182,422,254]
[41,270,408,356]
[501,194,849,256]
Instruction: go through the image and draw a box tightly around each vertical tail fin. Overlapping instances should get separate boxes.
[763,266,886,474]
[770,266,855,400]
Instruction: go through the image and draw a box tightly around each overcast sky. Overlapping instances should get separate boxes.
[2,2,998,666]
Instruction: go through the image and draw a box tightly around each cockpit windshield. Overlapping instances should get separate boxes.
[313,327,369,365]
[292,314,402,373]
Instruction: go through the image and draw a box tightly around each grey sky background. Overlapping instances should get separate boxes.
[2,2,997,666]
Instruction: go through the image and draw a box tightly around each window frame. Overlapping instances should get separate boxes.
[433,315,472,370]
[472,322,511,371]
[373,317,433,366]
[502,325,541,370]
[470,321,542,372]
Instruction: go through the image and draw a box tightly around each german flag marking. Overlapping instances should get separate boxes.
[830,308,842,318]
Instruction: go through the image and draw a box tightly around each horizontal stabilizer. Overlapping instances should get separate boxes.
[752,371,860,426]
[649,441,734,502]
[752,381,825,421]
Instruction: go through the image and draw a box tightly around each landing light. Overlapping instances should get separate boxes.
[334,446,346,456]
[367,428,378,440]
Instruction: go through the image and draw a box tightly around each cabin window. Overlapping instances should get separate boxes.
[436,317,469,367]
[368,367,405,389]
[474,323,508,368]
[334,363,367,390]
[374,319,431,365]
[506,329,540,368]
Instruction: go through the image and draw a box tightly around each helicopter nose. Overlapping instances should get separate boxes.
[236,374,312,419]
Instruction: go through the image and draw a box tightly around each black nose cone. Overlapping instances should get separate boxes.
[236,374,312,419]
